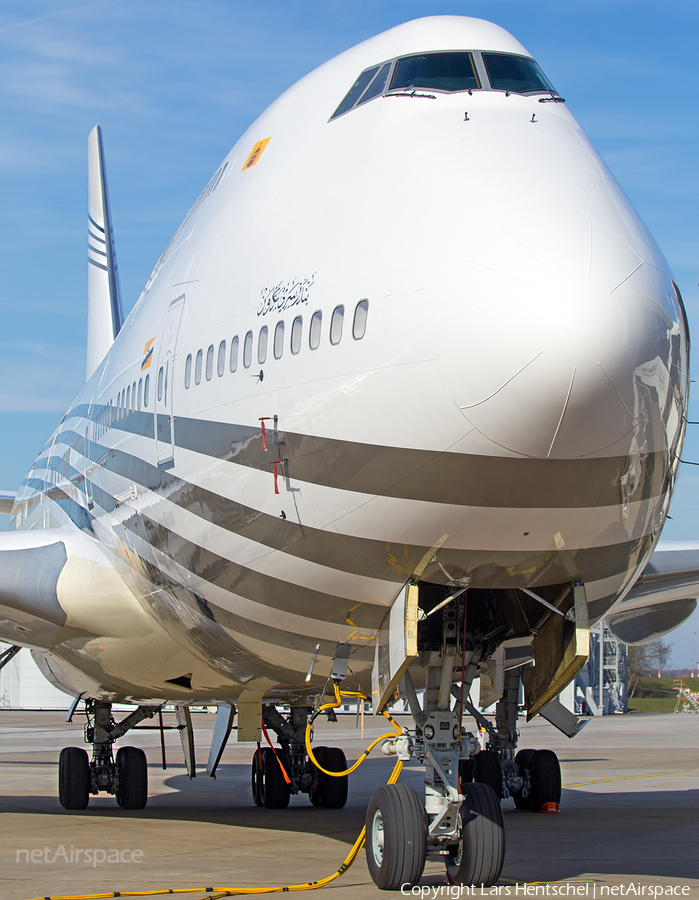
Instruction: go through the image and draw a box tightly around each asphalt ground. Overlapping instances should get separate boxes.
[1,708,698,900]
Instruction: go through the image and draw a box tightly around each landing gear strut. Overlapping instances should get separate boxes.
[58,700,159,810]
[368,592,506,889]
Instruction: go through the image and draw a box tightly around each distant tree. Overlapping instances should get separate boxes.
[627,638,672,697]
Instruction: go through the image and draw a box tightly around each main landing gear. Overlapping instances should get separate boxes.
[59,700,159,810]
[249,704,349,809]
[461,666,562,813]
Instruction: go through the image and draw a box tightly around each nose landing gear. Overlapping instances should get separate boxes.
[369,661,505,890]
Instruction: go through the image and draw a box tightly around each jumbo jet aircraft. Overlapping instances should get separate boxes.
[1,15,698,891]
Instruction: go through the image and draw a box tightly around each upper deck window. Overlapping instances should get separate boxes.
[482,53,557,95]
[391,52,480,93]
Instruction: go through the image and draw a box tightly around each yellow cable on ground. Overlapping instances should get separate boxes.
[26,687,403,900]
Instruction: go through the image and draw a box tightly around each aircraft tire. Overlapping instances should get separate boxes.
[472,749,502,798]
[115,746,148,810]
[446,782,505,887]
[308,745,328,806]
[365,784,427,890]
[528,749,561,812]
[261,746,291,809]
[58,746,90,810]
[309,746,348,809]
[459,756,474,788]
[251,748,264,806]
[513,748,536,810]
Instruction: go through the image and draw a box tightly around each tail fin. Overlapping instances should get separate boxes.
[87,124,123,380]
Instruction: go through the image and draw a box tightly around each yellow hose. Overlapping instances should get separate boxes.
[305,683,402,776]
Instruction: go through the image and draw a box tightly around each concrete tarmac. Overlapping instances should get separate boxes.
[1,708,698,900]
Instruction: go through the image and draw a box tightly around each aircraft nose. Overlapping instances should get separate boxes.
[438,234,686,460]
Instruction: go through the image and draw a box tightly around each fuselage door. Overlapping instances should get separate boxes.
[154,295,185,467]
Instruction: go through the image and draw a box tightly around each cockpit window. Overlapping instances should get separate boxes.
[482,53,557,95]
[331,66,380,119]
[330,50,558,122]
[358,62,392,105]
[391,52,480,93]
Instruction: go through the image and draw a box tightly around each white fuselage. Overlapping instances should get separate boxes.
[7,17,688,703]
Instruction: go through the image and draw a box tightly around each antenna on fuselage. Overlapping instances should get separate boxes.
[86,124,123,381]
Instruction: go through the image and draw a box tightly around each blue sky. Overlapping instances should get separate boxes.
[1,0,698,668]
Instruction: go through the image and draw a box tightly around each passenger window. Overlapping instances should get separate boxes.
[138,378,143,408]
[126,385,131,414]
[274,321,284,359]
[217,340,226,377]
[353,299,369,340]
[157,368,164,401]
[206,344,214,381]
[132,382,136,411]
[195,349,203,385]
[184,354,192,389]
[258,326,268,364]
[330,305,344,345]
[144,374,150,407]
[243,330,253,368]
[291,316,302,355]
[309,311,322,350]
[230,335,239,372]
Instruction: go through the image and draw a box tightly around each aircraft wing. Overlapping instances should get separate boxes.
[0,528,72,649]
[0,491,16,514]
[605,542,699,644]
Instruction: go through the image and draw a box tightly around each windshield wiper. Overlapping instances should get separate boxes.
[384,90,437,100]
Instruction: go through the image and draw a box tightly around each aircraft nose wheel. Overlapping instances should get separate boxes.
[446,782,505,887]
[365,784,427,890]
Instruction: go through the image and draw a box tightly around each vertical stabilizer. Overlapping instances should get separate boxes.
[87,125,123,380]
